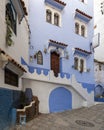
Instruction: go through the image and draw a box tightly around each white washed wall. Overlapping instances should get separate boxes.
[0,0,29,90]
[22,78,84,113]
[94,62,104,84]
[94,0,104,61]
[21,69,94,113]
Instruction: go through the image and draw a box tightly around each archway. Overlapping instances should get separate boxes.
[49,87,72,112]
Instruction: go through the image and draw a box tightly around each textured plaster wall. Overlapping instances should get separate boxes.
[23,78,84,113]
[29,0,94,84]
[0,0,29,90]
[94,0,104,61]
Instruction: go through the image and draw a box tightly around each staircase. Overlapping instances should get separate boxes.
[70,75,94,107]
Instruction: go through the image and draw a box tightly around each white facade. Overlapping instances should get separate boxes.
[94,0,104,61]
[22,67,94,113]
[94,0,104,99]
[94,60,104,84]
[0,0,29,90]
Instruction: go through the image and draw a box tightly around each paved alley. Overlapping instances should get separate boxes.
[13,104,104,130]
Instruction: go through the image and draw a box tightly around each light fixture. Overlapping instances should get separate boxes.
[29,55,33,62]
[44,45,48,54]
[65,50,69,59]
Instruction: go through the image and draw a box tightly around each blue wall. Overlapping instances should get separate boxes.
[0,88,22,129]
[29,0,94,84]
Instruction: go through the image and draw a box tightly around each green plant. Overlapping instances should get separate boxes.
[6,16,14,46]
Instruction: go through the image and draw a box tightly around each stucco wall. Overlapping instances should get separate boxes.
[94,62,104,84]
[0,0,29,90]
[94,0,104,61]
[29,0,94,84]
[23,78,84,113]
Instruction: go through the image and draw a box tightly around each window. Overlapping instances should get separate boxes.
[37,51,43,65]
[99,64,102,71]
[80,0,87,4]
[46,9,52,23]
[75,22,79,34]
[54,13,59,26]
[5,68,18,87]
[6,3,17,35]
[46,6,61,27]
[80,59,84,72]
[81,25,85,37]
[74,56,86,73]
[81,0,84,2]
[75,20,87,37]
[74,57,79,70]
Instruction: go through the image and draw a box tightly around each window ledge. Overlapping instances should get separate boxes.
[75,9,92,23]
[45,0,66,10]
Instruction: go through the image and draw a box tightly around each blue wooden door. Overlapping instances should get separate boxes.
[49,87,72,112]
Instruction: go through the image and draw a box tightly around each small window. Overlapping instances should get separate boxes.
[99,64,102,71]
[6,3,17,35]
[46,6,61,27]
[74,57,79,70]
[54,13,59,26]
[5,68,18,87]
[75,22,79,34]
[80,59,84,72]
[75,20,87,37]
[46,9,52,23]
[81,25,85,37]
[37,51,43,65]
[81,0,84,2]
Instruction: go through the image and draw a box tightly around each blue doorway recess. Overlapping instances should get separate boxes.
[49,87,72,113]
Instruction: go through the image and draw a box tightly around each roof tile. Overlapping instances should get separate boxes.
[0,48,26,72]
[49,39,68,47]
[54,0,66,6]
[76,9,92,19]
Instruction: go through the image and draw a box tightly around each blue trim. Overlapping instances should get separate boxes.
[21,57,70,78]
[49,42,66,49]
[43,69,49,75]
[60,72,70,79]
[21,57,28,66]
[75,13,91,23]
[28,66,35,73]
[74,50,90,57]
[28,66,50,75]
[49,87,72,112]
[45,0,65,10]
[80,82,95,93]
[94,97,104,102]
[36,68,41,75]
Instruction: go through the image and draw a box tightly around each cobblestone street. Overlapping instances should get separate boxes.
[13,104,104,130]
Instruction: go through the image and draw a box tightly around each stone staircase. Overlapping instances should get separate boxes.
[70,75,94,107]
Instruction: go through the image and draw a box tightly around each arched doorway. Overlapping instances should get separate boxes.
[49,87,72,112]
[51,51,60,77]
[95,85,104,97]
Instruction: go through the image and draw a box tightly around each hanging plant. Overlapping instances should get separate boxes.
[6,16,14,46]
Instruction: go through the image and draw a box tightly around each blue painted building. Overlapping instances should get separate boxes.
[22,0,95,113]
